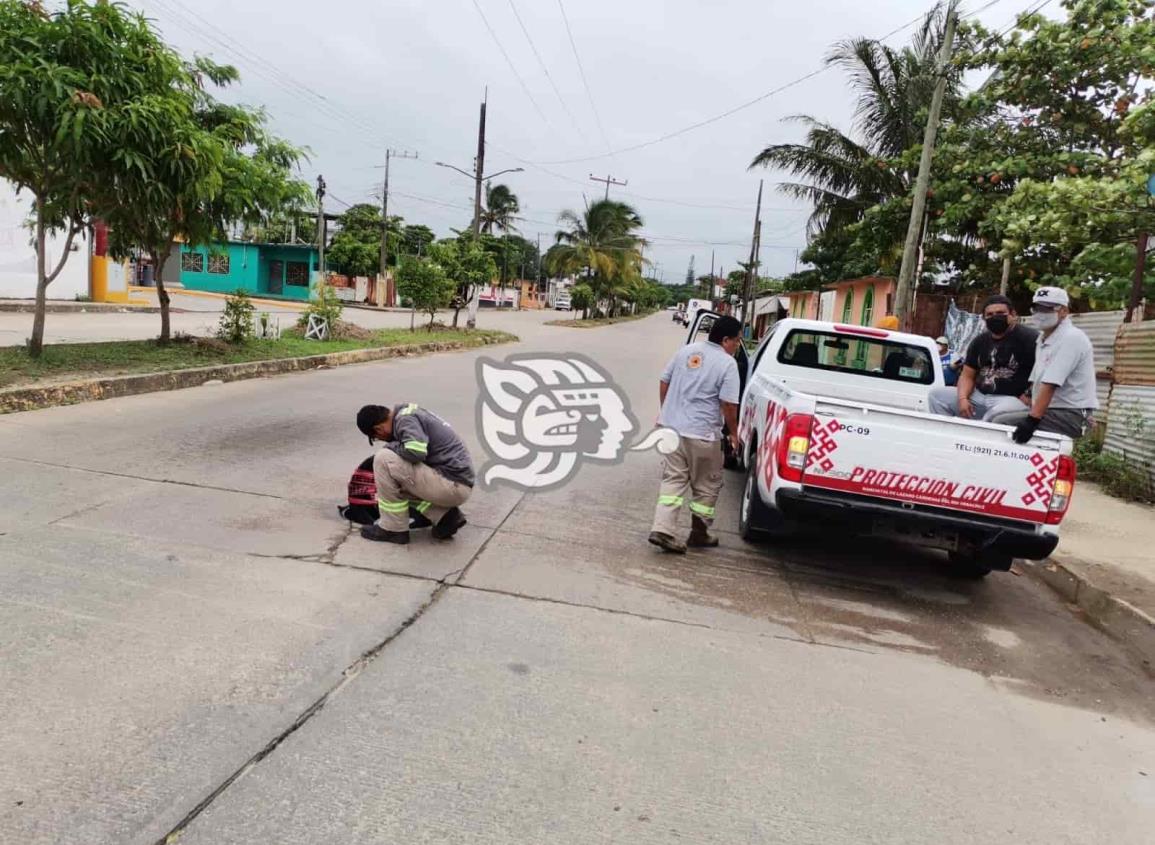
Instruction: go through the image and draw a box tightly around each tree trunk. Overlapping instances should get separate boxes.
[155,243,175,344]
[29,198,49,358]
[410,304,416,331]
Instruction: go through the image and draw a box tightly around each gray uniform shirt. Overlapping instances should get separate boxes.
[1030,318,1099,410]
[390,404,475,486]
[659,341,741,441]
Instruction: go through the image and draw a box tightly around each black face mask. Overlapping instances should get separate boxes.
[985,315,1009,334]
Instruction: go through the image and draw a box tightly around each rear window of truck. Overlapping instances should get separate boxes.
[776,329,935,385]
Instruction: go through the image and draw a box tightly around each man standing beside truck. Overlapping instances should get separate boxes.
[929,294,1037,421]
[990,286,1098,443]
[649,315,743,555]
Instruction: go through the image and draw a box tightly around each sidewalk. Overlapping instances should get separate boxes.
[1021,483,1155,666]
[0,298,156,313]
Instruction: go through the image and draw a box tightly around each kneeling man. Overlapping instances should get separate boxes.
[356,403,474,545]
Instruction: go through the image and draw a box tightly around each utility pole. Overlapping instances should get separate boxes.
[742,180,763,337]
[315,175,326,289]
[894,6,957,330]
[589,173,627,200]
[707,250,715,299]
[436,92,524,328]
[377,149,418,307]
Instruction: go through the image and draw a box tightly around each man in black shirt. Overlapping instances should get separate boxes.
[929,295,1038,421]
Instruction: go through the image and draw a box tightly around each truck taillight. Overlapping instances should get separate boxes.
[776,413,814,483]
[1046,455,1077,525]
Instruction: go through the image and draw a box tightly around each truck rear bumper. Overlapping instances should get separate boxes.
[776,487,1058,561]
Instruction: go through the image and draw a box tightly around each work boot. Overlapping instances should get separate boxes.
[360,524,410,545]
[648,531,687,555]
[432,507,468,540]
[409,505,433,530]
[687,516,719,548]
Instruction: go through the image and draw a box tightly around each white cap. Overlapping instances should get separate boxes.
[935,335,948,345]
[1033,286,1070,308]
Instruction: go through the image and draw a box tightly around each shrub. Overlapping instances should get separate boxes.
[297,283,344,337]
[1073,433,1153,504]
[216,289,256,344]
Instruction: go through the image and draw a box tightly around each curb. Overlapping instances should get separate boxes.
[1020,555,1155,668]
[0,302,162,314]
[0,334,514,415]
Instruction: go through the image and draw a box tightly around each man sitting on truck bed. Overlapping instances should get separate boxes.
[989,286,1098,443]
[928,294,1037,422]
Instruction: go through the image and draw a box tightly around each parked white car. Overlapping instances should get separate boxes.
[554,294,572,311]
[687,313,1076,577]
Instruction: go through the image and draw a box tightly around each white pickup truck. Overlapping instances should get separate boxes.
[688,313,1076,578]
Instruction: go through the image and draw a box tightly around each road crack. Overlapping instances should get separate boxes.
[157,493,527,844]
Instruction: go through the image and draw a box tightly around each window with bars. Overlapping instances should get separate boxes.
[837,291,854,364]
[286,261,310,286]
[207,253,230,274]
[181,251,204,273]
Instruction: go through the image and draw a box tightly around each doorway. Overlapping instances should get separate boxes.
[268,260,284,295]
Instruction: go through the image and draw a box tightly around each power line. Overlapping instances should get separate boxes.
[142,0,408,151]
[470,0,554,129]
[507,0,589,141]
[995,0,1055,36]
[556,0,614,158]
[534,10,936,166]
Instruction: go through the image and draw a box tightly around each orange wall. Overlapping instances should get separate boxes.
[830,279,895,326]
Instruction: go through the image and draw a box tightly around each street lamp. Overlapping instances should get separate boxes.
[434,161,524,324]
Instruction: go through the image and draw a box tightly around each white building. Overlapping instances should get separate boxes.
[0,180,90,300]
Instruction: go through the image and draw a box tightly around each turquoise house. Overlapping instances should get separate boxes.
[178,241,320,301]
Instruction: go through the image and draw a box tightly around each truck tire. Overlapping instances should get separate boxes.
[739,448,774,542]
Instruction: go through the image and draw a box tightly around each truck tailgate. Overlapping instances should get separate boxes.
[801,400,1066,525]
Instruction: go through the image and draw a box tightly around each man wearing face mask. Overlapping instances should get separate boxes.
[928,294,1038,421]
[989,286,1098,443]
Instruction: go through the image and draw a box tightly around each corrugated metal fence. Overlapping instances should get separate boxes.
[1102,319,1155,490]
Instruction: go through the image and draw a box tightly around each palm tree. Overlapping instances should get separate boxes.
[750,6,956,237]
[545,199,646,316]
[479,183,520,235]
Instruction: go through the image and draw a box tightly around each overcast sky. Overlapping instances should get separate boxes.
[125,0,1044,283]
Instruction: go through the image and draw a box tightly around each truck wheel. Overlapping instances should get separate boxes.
[739,449,773,542]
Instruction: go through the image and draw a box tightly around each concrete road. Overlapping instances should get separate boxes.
[0,313,1151,844]
[0,291,561,345]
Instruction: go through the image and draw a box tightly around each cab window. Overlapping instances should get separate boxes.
[776,329,934,385]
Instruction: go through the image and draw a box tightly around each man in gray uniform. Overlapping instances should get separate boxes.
[356,403,474,545]
[989,286,1099,443]
[649,315,742,554]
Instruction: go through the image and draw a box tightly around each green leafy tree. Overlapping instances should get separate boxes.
[395,254,455,329]
[570,283,595,319]
[103,60,309,343]
[750,7,958,237]
[546,199,646,317]
[479,183,520,234]
[939,0,1155,304]
[0,0,189,355]
[402,224,435,257]
[327,203,384,279]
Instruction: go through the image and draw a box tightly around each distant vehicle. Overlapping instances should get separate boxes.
[686,313,1077,579]
[554,294,572,311]
[682,297,711,327]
